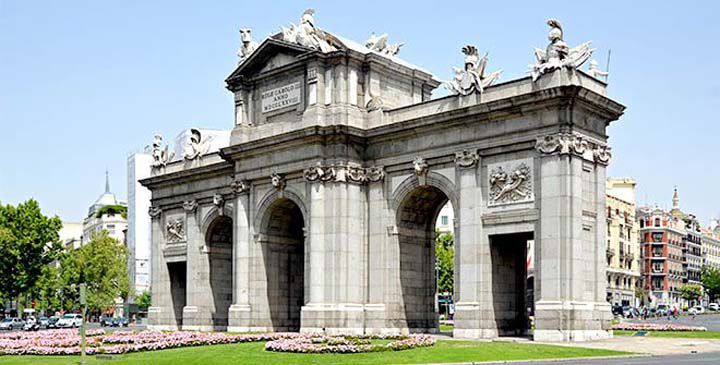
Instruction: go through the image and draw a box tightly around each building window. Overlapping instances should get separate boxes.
[655,218,660,227]
[441,216,449,226]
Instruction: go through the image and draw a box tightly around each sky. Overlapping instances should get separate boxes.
[1,0,719,224]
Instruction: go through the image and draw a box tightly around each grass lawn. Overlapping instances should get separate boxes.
[0,340,628,365]
[614,330,720,339]
[439,323,454,332]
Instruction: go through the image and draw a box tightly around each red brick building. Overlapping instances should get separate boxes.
[637,207,686,306]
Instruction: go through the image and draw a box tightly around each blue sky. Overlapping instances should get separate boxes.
[1,1,719,224]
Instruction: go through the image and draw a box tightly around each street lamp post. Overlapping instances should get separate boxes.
[79,283,87,365]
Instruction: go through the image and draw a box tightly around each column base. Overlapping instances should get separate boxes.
[452,302,503,339]
[533,300,612,342]
[300,303,374,335]
[227,304,252,332]
[147,306,181,330]
[181,305,224,331]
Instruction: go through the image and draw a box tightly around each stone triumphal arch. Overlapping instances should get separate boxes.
[142,12,624,341]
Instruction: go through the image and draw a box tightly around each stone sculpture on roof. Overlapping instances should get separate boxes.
[237,28,258,64]
[183,128,213,161]
[151,134,174,169]
[445,45,502,96]
[365,33,403,56]
[279,9,338,52]
[530,19,594,81]
[587,59,609,81]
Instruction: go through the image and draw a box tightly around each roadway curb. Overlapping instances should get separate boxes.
[424,353,651,365]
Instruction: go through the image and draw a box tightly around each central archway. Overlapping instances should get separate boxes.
[259,197,305,331]
[396,184,451,333]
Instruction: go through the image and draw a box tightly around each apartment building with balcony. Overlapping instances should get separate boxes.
[669,189,703,286]
[606,178,640,306]
[638,204,687,306]
[703,223,720,270]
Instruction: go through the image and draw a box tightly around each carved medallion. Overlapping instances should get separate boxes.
[304,162,335,182]
[536,133,612,166]
[455,150,479,168]
[148,206,162,218]
[593,145,612,165]
[413,157,428,176]
[365,166,385,183]
[230,179,249,195]
[488,159,534,207]
[182,200,198,213]
[346,164,366,183]
[271,173,286,190]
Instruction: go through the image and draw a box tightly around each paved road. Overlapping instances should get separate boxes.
[1,323,146,333]
[628,312,720,331]
[493,353,720,364]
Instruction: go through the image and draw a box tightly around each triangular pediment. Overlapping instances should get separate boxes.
[226,38,312,87]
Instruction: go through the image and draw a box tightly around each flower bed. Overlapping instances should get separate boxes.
[612,322,707,332]
[264,334,436,353]
[0,329,436,356]
[0,329,301,356]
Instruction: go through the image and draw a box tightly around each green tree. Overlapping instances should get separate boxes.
[0,199,63,309]
[34,264,64,312]
[701,266,720,302]
[136,290,151,312]
[435,232,454,294]
[680,284,704,302]
[59,231,130,312]
[635,285,649,305]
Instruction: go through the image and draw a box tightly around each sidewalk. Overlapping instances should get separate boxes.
[541,336,720,356]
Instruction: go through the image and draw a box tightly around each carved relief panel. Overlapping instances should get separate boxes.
[487,158,534,207]
[165,216,186,243]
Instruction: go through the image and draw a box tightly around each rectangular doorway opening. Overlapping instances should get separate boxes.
[490,232,533,337]
[168,262,187,328]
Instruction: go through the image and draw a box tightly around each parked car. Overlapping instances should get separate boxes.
[708,303,719,312]
[111,317,129,327]
[38,317,49,329]
[0,317,25,330]
[689,305,705,315]
[47,316,60,329]
[622,306,638,318]
[100,316,113,327]
[56,314,83,328]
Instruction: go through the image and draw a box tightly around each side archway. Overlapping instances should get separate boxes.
[204,214,233,329]
[390,172,458,333]
[254,188,308,332]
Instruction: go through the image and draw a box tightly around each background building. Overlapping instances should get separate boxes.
[702,227,720,270]
[82,172,128,244]
[638,202,686,306]
[59,221,83,251]
[605,178,640,306]
[127,152,153,295]
[670,189,703,286]
[435,202,454,234]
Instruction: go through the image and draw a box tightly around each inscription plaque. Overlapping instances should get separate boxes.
[261,82,301,113]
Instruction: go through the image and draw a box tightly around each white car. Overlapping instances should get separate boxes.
[0,318,25,330]
[55,314,83,328]
[689,305,705,315]
[709,303,720,312]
